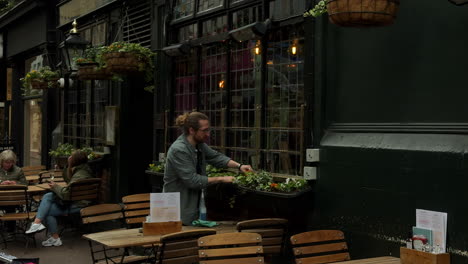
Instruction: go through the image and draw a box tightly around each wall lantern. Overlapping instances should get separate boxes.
[162,43,191,57]
[229,19,271,42]
[58,19,89,76]
[448,0,468,5]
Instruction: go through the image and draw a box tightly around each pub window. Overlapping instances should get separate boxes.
[178,23,198,42]
[197,0,224,14]
[201,16,228,38]
[173,0,196,21]
[232,6,263,30]
[269,0,306,20]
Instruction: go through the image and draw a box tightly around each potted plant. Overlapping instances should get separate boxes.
[146,161,165,192]
[49,143,75,168]
[305,0,400,27]
[100,42,156,92]
[75,46,113,80]
[20,66,60,90]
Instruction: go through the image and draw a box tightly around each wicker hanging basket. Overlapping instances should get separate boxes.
[30,78,59,89]
[77,63,113,80]
[327,0,400,27]
[102,52,144,74]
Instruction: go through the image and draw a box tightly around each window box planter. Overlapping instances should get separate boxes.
[102,52,143,74]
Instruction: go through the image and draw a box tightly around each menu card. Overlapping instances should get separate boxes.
[416,209,447,253]
[150,192,180,223]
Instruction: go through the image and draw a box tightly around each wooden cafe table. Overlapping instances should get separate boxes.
[331,256,400,264]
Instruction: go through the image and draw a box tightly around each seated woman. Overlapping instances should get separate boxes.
[0,150,27,185]
[25,150,93,247]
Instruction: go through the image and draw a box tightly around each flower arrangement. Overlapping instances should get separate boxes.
[234,171,308,193]
[20,66,60,90]
[48,143,75,158]
[148,162,165,173]
[304,0,327,17]
[75,46,106,65]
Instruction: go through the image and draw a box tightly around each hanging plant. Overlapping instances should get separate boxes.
[99,42,156,92]
[304,0,400,27]
[75,46,113,80]
[20,66,60,90]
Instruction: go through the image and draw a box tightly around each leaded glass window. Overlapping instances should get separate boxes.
[265,25,305,175]
[178,23,198,42]
[173,0,196,20]
[269,0,306,20]
[201,16,228,37]
[232,6,263,30]
[198,0,223,13]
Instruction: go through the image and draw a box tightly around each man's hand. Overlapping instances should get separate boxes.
[48,181,57,188]
[221,176,235,183]
[239,164,253,173]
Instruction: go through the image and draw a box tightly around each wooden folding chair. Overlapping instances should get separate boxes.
[158,229,216,264]
[22,165,46,174]
[59,178,101,235]
[81,203,148,264]
[38,170,64,184]
[198,232,264,264]
[0,185,37,248]
[290,230,350,264]
[236,218,288,261]
[121,193,150,227]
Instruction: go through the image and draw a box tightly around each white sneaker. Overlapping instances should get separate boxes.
[42,237,62,247]
[25,223,46,234]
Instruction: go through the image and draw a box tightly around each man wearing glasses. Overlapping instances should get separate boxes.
[163,111,252,225]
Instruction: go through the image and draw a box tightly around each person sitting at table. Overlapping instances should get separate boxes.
[25,150,92,247]
[0,150,27,185]
[163,111,253,225]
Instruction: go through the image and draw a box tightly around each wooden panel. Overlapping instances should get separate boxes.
[264,245,281,254]
[163,255,199,264]
[124,202,150,210]
[126,216,146,224]
[164,240,198,251]
[263,236,282,245]
[82,212,124,224]
[198,233,262,246]
[122,193,150,203]
[143,221,182,235]
[236,218,288,230]
[200,257,264,264]
[125,209,150,217]
[80,204,122,216]
[291,230,345,245]
[296,252,350,264]
[242,228,284,237]
[400,247,449,264]
[200,246,263,258]
[163,247,198,258]
[294,242,348,255]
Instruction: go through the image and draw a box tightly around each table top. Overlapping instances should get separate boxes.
[83,221,238,248]
[27,182,67,193]
[332,257,400,264]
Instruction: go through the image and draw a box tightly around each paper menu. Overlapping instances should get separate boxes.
[150,192,180,223]
[416,209,447,253]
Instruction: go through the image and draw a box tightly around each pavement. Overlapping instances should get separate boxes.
[1,229,92,264]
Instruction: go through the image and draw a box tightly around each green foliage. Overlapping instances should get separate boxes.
[148,161,165,173]
[234,171,308,193]
[100,42,156,92]
[20,66,60,91]
[0,0,15,15]
[75,46,106,64]
[206,164,237,177]
[49,143,75,157]
[304,0,327,18]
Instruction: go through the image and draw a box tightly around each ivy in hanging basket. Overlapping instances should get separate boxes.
[75,46,113,80]
[99,42,156,92]
[20,66,60,90]
[304,0,400,27]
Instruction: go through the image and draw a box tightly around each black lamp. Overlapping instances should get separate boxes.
[229,19,271,42]
[58,19,89,76]
[448,0,468,5]
[162,43,191,57]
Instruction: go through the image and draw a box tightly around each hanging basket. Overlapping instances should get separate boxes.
[327,0,400,27]
[30,78,59,89]
[77,63,113,80]
[102,52,144,74]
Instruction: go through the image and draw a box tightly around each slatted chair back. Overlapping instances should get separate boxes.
[121,193,150,227]
[290,230,350,264]
[68,178,101,203]
[0,185,36,248]
[198,232,264,264]
[236,218,288,257]
[80,203,148,264]
[38,170,64,184]
[22,165,46,173]
[158,229,216,264]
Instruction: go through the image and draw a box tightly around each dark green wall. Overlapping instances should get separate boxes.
[315,1,468,263]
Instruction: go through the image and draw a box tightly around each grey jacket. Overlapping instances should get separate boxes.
[163,135,231,225]
[52,163,93,208]
[0,165,27,185]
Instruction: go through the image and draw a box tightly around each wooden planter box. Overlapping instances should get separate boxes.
[145,170,164,193]
[327,0,400,27]
[77,63,112,80]
[103,52,144,74]
[400,247,450,264]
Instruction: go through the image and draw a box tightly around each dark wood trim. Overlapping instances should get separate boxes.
[328,122,468,134]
